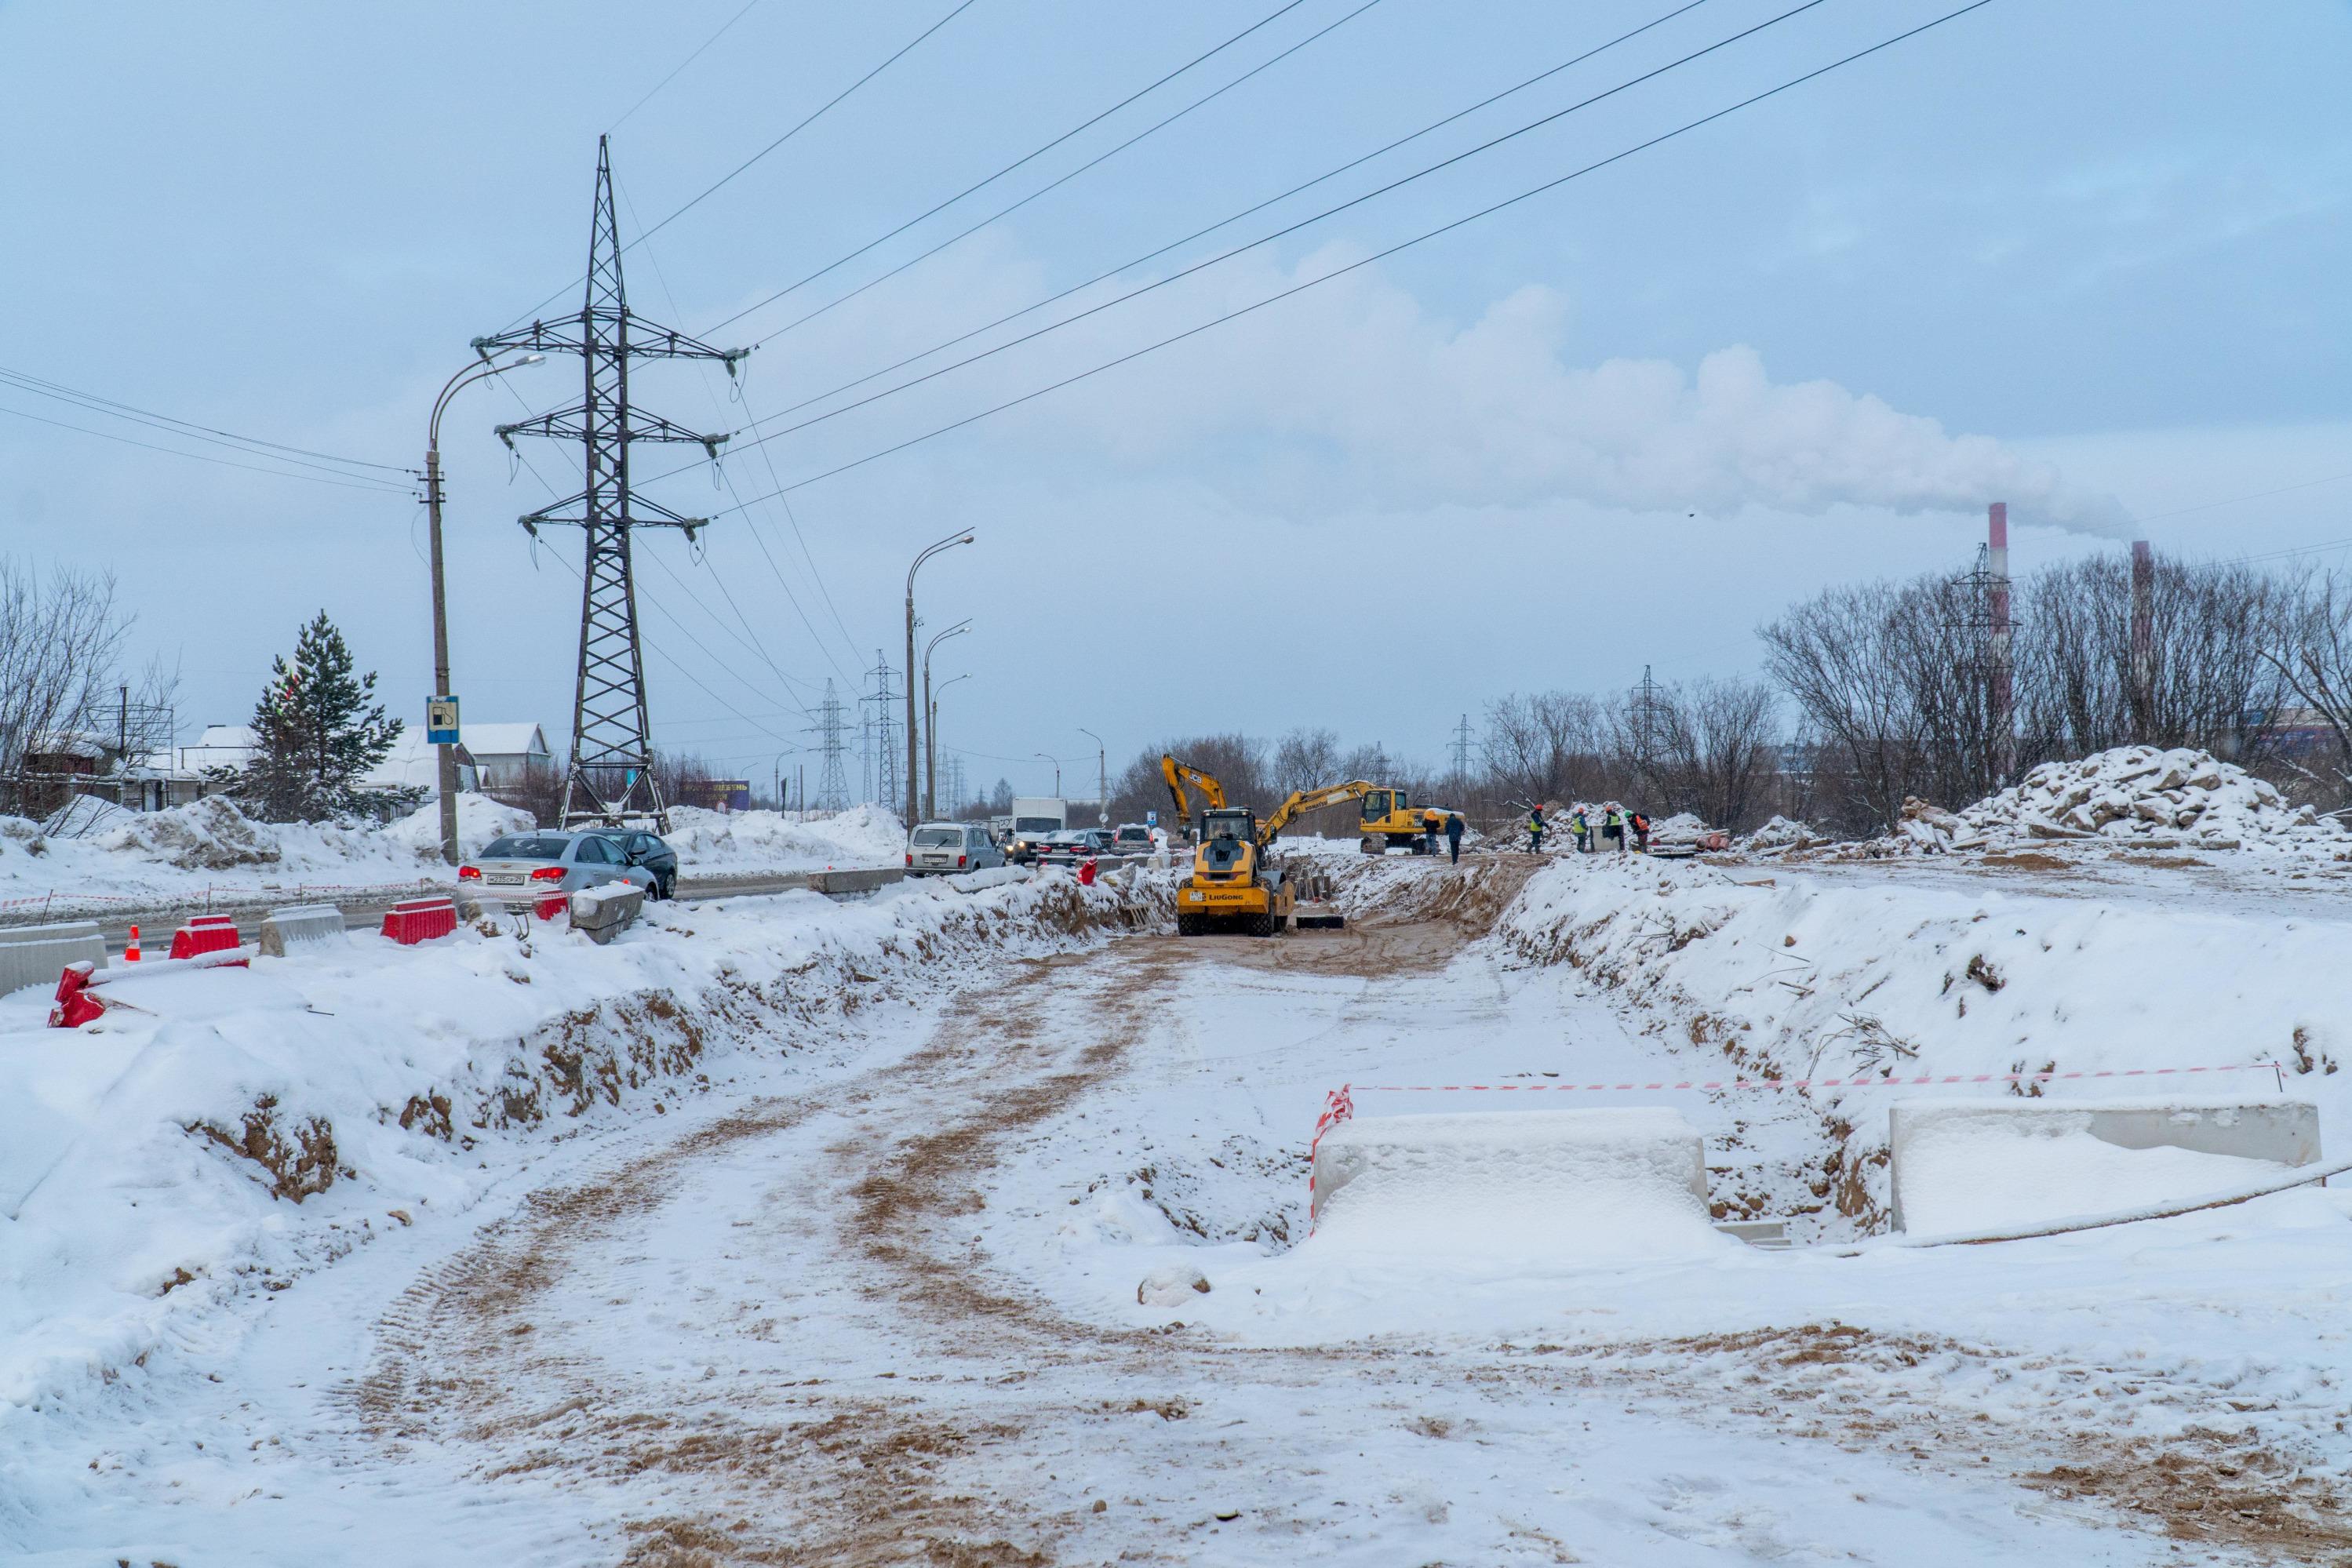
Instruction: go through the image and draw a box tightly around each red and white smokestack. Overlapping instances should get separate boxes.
[1989,502,2014,781]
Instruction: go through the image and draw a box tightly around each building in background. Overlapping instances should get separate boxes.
[461,722,554,787]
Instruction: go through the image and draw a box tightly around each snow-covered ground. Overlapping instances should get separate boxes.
[0,797,908,919]
[6,849,2350,1563]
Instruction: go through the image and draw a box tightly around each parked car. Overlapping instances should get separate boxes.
[1036,828,1114,866]
[581,826,679,900]
[905,820,1004,876]
[459,831,659,900]
[1111,823,1153,857]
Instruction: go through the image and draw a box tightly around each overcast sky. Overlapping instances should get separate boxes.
[2,0,2346,801]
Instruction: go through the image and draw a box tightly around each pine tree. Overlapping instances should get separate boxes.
[231,612,404,821]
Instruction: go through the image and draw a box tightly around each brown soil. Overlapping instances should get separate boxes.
[337,859,2348,1565]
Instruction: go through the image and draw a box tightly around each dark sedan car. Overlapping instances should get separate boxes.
[581,827,679,900]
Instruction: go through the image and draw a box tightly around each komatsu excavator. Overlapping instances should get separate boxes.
[1169,767,1388,936]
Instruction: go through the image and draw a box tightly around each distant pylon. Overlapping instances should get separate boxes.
[472,136,747,832]
[1450,713,1473,789]
[811,680,850,812]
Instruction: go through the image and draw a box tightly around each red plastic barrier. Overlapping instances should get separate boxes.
[1076,857,1099,886]
[49,962,105,1028]
[169,914,241,960]
[380,897,458,946]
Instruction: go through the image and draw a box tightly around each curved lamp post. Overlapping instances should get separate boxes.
[425,351,542,864]
[931,671,970,814]
[904,529,973,828]
[922,619,970,820]
[1076,727,1105,827]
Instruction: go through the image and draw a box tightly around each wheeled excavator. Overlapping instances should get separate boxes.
[1165,762,1391,936]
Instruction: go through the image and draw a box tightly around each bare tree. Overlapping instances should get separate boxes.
[1271,727,1341,797]
[1482,691,1608,806]
[2263,567,2352,802]
[0,559,132,817]
[1615,676,1781,830]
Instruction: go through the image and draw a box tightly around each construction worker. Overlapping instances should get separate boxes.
[1422,809,1442,856]
[1570,805,1590,853]
[1604,804,1626,853]
[1444,811,1465,864]
[1630,811,1651,853]
[1527,804,1547,853]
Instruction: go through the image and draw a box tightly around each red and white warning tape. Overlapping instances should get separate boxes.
[1342,1061,2292,1093]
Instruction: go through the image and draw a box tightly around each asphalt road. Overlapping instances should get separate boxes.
[67,871,861,959]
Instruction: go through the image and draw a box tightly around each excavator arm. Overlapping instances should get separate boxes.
[1259,780,1381,843]
[1161,755,1227,833]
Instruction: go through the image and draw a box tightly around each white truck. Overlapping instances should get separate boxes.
[1007,797,1068,864]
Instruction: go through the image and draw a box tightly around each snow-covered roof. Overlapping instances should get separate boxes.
[462,722,551,759]
[362,729,476,791]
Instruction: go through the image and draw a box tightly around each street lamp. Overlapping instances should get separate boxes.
[771,749,796,813]
[1034,751,1061,795]
[922,619,970,820]
[905,529,974,828]
[932,672,970,813]
[424,350,543,864]
[1077,727,1105,826]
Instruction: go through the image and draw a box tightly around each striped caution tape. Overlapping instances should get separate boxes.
[1346,1061,2292,1093]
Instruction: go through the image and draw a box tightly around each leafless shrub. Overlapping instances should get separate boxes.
[0,558,133,815]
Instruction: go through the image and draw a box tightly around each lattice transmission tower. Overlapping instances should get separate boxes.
[861,649,899,809]
[472,135,747,831]
[810,680,850,812]
[1449,713,1474,790]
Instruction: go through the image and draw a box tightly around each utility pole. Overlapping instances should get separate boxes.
[471,136,745,834]
[1078,727,1105,825]
[904,531,972,828]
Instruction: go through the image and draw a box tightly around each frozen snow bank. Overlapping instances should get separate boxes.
[1495,851,2352,1236]
[1309,1107,1725,1264]
[652,802,905,871]
[1888,1101,2294,1235]
[0,866,1171,1415]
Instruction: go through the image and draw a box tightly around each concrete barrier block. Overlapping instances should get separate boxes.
[2,920,105,999]
[1888,1098,2322,1233]
[808,868,904,897]
[567,882,645,945]
[258,904,345,958]
[1309,1107,1724,1264]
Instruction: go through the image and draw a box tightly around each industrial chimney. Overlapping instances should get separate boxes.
[2131,540,2154,732]
[1989,502,2014,782]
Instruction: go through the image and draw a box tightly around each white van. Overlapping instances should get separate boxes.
[1007,797,1068,864]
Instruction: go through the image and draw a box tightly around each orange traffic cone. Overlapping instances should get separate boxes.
[125,924,142,962]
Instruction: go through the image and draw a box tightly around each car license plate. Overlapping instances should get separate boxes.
[489,873,524,886]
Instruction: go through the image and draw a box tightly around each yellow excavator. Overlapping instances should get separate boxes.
[1171,769,1387,936]
[1160,754,1226,842]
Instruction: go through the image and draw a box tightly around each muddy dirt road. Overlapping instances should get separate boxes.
[50,859,2347,1565]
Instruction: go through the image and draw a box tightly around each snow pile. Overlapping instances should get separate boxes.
[38,795,130,839]
[658,803,906,871]
[1891,1102,2289,1236]
[1648,812,1710,844]
[91,794,285,870]
[1961,746,2341,852]
[1309,1107,1725,1264]
[0,865,1171,1413]
[1742,814,1819,852]
[1847,747,2349,857]
[378,793,535,860]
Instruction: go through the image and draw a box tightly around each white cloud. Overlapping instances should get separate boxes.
[980,249,2127,535]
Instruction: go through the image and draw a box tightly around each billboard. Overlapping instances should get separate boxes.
[679,778,752,813]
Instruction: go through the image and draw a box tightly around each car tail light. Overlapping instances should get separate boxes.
[530,866,565,882]
[905,852,914,866]
[958,853,968,867]
[457,864,481,880]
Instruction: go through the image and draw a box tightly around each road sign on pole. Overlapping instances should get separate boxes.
[427,696,461,746]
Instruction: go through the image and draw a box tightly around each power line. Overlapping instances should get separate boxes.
[738,0,1390,354]
[681,0,1825,474]
[608,0,764,133]
[709,0,1997,508]
[2132,470,2352,529]
[0,398,413,495]
[0,362,413,474]
[702,0,1320,337]
[504,1,981,329]
[611,175,864,686]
